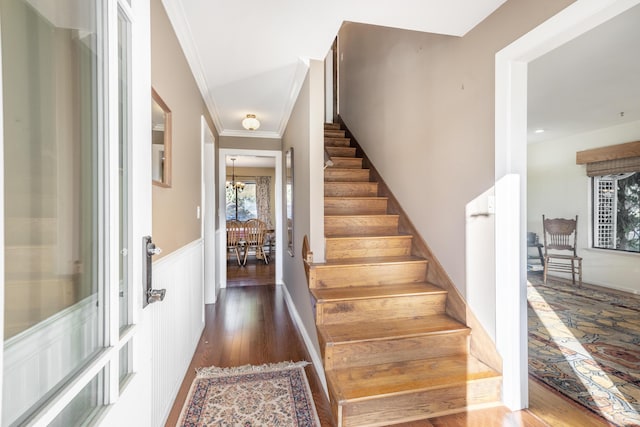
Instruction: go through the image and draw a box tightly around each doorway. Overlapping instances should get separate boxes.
[218,149,283,289]
[495,0,640,411]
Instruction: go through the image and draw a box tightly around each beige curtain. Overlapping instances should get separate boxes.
[256,176,272,229]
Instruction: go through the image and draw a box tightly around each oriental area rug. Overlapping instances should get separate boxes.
[527,275,640,426]
[176,361,321,427]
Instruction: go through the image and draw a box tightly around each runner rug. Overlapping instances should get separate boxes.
[176,361,321,427]
[527,276,640,426]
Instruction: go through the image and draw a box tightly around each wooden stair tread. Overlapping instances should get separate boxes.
[311,282,445,302]
[327,355,501,401]
[319,314,467,343]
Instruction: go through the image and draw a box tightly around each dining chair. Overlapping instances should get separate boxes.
[226,220,244,266]
[243,219,268,265]
[542,215,582,286]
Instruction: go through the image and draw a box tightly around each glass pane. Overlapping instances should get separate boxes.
[118,8,131,330]
[49,372,104,427]
[226,182,257,221]
[615,172,640,252]
[119,341,131,387]
[2,0,105,424]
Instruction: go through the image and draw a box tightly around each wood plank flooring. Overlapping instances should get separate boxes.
[164,283,334,426]
[165,261,611,427]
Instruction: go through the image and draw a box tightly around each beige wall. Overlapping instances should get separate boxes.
[151,0,218,257]
[338,0,574,296]
[528,120,640,293]
[220,136,281,151]
[282,60,326,363]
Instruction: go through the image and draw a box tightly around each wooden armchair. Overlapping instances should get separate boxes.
[226,220,244,266]
[243,219,269,265]
[542,215,582,286]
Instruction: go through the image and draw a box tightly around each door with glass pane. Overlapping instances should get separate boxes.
[0,0,150,424]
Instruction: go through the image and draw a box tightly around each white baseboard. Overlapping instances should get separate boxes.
[279,282,328,398]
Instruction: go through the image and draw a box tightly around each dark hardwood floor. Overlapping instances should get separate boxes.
[226,253,276,287]
[165,257,334,426]
[166,262,608,426]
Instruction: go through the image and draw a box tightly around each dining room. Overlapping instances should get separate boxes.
[224,154,279,286]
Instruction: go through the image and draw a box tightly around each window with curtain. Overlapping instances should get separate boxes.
[577,141,640,253]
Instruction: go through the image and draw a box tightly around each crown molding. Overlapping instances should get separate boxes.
[161,0,224,135]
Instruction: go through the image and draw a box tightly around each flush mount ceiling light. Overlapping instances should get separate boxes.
[242,114,260,131]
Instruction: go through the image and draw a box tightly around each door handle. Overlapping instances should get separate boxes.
[143,236,166,306]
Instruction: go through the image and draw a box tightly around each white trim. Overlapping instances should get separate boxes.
[218,149,283,289]
[0,1,6,419]
[494,0,640,411]
[202,117,217,304]
[280,282,328,399]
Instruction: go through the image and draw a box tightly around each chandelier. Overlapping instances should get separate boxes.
[226,158,245,191]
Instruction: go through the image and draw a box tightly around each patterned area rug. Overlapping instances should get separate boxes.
[177,361,320,427]
[528,276,640,426]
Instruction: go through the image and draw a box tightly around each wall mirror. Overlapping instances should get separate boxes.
[151,88,172,187]
[286,147,294,256]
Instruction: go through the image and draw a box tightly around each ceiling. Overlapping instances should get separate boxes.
[162,1,639,146]
[528,3,640,143]
[162,0,507,139]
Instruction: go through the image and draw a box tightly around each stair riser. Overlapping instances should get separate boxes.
[325,236,412,260]
[325,130,346,138]
[328,158,363,169]
[317,293,447,326]
[338,377,502,427]
[325,147,356,158]
[323,331,469,370]
[325,123,341,130]
[325,137,351,147]
[325,216,399,237]
[324,169,370,182]
[325,183,378,197]
[309,261,427,289]
[325,199,388,216]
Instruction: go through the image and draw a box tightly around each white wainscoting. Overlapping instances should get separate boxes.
[150,239,204,426]
[2,295,98,426]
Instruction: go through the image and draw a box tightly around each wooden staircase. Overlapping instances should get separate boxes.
[307,123,502,427]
